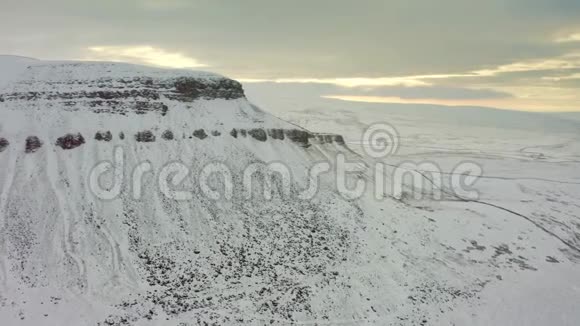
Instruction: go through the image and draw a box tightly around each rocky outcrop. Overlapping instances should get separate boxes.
[56,133,86,150]
[135,130,156,142]
[6,89,159,101]
[161,130,174,140]
[167,77,244,102]
[0,63,244,117]
[95,131,113,142]
[0,138,8,152]
[226,128,344,147]
[312,133,346,145]
[11,129,346,153]
[248,128,267,142]
[268,129,285,140]
[284,129,312,147]
[193,129,208,140]
[25,136,43,153]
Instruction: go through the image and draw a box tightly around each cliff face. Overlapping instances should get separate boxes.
[0,62,345,154]
[0,62,244,116]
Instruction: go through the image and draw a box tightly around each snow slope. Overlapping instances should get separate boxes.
[0,55,39,87]
[0,58,386,326]
[1,56,579,325]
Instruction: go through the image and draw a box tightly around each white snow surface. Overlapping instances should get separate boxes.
[0,55,39,87]
[0,56,579,325]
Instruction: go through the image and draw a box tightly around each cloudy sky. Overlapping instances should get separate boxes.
[2,0,580,111]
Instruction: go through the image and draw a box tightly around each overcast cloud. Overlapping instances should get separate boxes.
[1,0,579,111]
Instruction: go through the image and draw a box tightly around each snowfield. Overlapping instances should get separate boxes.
[246,84,580,325]
[0,56,579,325]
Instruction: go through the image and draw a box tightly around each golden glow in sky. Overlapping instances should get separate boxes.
[4,1,580,112]
[323,95,578,112]
[556,32,580,43]
[86,46,208,69]
[82,45,580,112]
[241,51,580,112]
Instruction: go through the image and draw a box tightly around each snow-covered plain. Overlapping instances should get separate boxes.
[0,55,579,325]
[245,84,580,325]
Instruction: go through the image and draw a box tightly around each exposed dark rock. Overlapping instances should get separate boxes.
[285,129,312,147]
[230,129,238,138]
[173,79,200,99]
[95,131,113,141]
[546,256,560,263]
[248,128,267,142]
[0,138,8,152]
[334,135,345,145]
[211,130,221,137]
[4,94,169,116]
[464,240,486,253]
[25,136,43,153]
[240,129,247,137]
[161,130,174,140]
[135,130,156,142]
[309,133,346,145]
[321,135,334,143]
[193,129,208,140]
[11,90,160,101]
[109,199,354,324]
[0,65,244,117]
[268,129,285,140]
[119,132,125,140]
[161,104,168,116]
[492,244,512,259]
[169,77,245,102]
[56,133,86,150]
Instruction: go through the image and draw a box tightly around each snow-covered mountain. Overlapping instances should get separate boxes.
[1,56,579,325]
[0,57,369,325]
